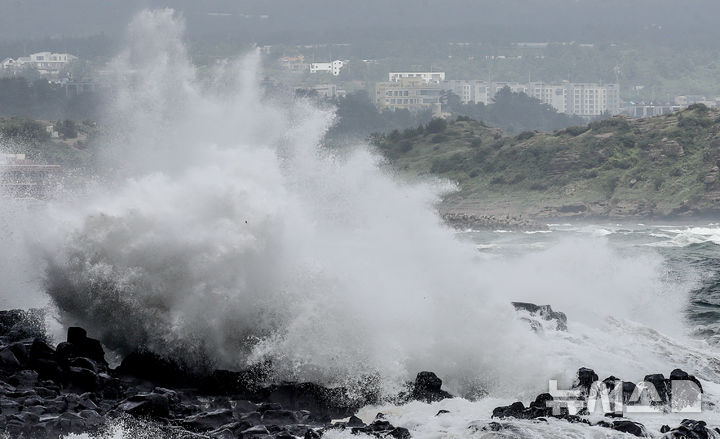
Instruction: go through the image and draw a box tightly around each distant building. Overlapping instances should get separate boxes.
[310,60,344,76]
[389,72,446,84]
[624,102,684,118]
[279,55,309,72]
[296,83,347,99]
[375,77,443,114]
[675,95,720,108]
[2,52,77,75]
[442,80,621,117]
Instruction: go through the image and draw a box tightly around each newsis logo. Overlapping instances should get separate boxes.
[547,379,702,415]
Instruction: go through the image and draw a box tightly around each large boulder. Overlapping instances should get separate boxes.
[115,351,188,386]
[117,392,170,418]
[410,371,453,403]
[660,419,715,439]
[56,327,108,367]
[512,302,568,332]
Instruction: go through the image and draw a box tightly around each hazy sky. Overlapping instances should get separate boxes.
[1,0,719,45]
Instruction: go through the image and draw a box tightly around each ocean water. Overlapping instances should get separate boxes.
[1,9,719,438]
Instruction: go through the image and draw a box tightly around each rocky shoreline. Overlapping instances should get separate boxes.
[0,307,716,438]
[441,212,549,231]
[0,309,448,438]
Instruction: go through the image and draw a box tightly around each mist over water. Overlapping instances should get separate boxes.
[0,9,713,403]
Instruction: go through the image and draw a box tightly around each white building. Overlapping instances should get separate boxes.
[310,60,344,76]
[389,72,446,84]
[441,80,621,117]
[375,77,444,114]
[2,52,77,75]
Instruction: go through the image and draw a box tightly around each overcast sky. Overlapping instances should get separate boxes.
[1,0,719,45]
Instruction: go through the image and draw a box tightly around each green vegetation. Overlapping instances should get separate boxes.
[373,105,720,218]
[0,117,98,167]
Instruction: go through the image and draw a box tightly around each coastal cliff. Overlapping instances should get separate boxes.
[374,105,720,220]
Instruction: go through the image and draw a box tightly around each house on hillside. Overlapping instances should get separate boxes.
[2,52,78,75]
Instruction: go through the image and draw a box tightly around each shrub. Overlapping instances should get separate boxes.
[471,138,483,147]
[431,134,448,143]
[516,131,535,141]
[426,118,448,133]
[430,153,466,173]
[564,125,590,136]
[397,140,413,153]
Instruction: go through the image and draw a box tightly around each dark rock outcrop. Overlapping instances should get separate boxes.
[409,371,453,403]
[660,419,716,438]
[512,302,568,332]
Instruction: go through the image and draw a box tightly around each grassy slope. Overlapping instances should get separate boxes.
[375,106,720,218]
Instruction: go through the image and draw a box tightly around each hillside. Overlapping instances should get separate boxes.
[374,105,720,219]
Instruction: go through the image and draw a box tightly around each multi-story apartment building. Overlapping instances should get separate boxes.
[565,83,621,117]
[389,72,446,84]
[442,80,621,117]
[375,77,443,113]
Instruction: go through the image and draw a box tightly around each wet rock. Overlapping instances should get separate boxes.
[8,369,38,388]
[241,425,271,437]
[435,410,450,416]
[410,371,453,402]
[115,351,187,386]
[512,302,568,332]
[348,415,365,426]
[237,411,263,425]
[68,366,100,391]
[623,381,638,403]
[182,408,235,432]
[661,419,714,439]
[574,367,599,393]
[492,401,526,419]
[51,412,88,436]
[29,339,63,382]
[670,368,703,393]
[208,421,254,439]
[261,409,301,425]
[352,419,411,439]
[601,420,647,437]
[263,382,362,418]
[233,399,259,414]
[644,373,670,404]
[117,392,170,418]
[65,327,107,366]
[0,348,22,371]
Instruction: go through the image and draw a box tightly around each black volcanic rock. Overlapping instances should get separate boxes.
[644,373,670,404]
[115,351,188,386]
[117,392,170,418]
[574,367,599,393]
[512,302,568,332]
[61,327,107,367]
[670,368,703,393]
[600,420,647,437]
[661,419,714,438]
[410,371,453,403]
